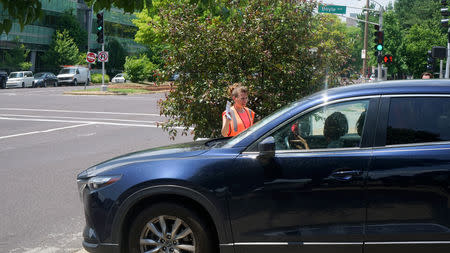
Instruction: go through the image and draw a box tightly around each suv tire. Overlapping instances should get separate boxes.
[73,79,77,86]
[128,202,214,253]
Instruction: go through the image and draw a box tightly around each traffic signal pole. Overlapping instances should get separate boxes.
[96,12,107,91]
[377,7,384,82]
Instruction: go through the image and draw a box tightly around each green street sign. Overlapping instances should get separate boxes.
[318,4,347,14]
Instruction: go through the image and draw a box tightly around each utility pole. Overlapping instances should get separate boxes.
[362,0,369,82]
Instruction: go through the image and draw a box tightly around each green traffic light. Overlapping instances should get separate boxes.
[97,26,103,31]
[376,44,383,51]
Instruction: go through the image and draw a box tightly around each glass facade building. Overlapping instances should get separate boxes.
[0,0,145,72]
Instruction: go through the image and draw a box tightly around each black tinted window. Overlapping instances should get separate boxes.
[386,97,450,145]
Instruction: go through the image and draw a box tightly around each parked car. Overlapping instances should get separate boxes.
[57,66,90,86]
[33,72,58,87]
[5,71,34,88]
[0,70,7,89]
[77,80,450,253]
[111,73,126,83]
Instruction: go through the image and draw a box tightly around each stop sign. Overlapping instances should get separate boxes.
[86,52,96,63]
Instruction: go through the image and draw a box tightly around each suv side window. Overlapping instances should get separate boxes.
[386,97,450,145]
[271,100,369,151]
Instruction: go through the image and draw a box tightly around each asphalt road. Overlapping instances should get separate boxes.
[0,86,194,253]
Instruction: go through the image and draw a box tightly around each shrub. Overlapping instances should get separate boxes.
[19,62,32,70]
[157,0,343,139]
[124,55,157,83]
[91,73,110,83]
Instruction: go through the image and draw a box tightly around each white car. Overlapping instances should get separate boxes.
[111,73,126,83]
[6,71,34,88]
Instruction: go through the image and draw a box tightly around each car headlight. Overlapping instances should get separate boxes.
[87,175,122,190]
[77,175,122,200]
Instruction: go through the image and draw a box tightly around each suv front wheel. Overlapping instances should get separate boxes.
[128,202,214,253]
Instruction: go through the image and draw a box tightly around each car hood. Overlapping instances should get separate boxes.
[78,140,214,178]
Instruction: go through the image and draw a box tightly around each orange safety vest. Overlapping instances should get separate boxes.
[224,106,255,137]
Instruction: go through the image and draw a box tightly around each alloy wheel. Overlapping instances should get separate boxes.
[139,215,196,253]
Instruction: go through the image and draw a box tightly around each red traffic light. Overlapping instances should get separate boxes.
[383,54,393,64]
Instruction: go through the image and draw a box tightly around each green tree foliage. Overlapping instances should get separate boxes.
[153,0,351,139]
[394,0,441,30]
[346,26,363,79]
[0,0,42,34]
[403,24,446,78]
[55,11,88,51]
[105,38,127,76]
[124,54,156,82]
[0,40,31,71]
[41,30,82,71]
[381,10,405,78]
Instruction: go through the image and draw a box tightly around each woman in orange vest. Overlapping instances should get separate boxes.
[221,84,255,137]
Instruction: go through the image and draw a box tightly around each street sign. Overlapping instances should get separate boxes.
[98,51,109,62]
[86,52,96,63]
[318,4,347,14]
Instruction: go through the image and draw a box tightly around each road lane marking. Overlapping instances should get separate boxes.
[0,116,161,128]
[0,116,193,132]
[0,113,161,124]
[0,123,93,140]
[0,108,161,117]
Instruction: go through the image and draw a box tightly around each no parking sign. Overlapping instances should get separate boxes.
[98,51,109,62]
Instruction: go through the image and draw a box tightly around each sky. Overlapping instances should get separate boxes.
[320,0,393,16]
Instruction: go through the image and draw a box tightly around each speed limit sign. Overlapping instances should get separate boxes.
[98,51,109,62]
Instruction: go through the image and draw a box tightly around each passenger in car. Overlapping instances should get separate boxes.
[323,112,348,148]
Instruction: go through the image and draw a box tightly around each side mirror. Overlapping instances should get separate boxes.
[258,136,275,158]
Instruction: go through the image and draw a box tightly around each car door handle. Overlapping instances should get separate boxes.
[330,170,362,181]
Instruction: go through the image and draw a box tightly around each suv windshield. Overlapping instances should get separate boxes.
[9,72,23,78]
[59,69,76,74]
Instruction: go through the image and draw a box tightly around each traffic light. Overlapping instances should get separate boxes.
[427,50,435,71]
[96,12,104,44]
[383,54,393,64]
[442,0,449,27]
[374,24,384,63]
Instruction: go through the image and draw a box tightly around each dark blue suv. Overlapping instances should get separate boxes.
[77,80,450,253]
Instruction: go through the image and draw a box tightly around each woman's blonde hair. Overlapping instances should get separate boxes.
[227,83,248,98]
